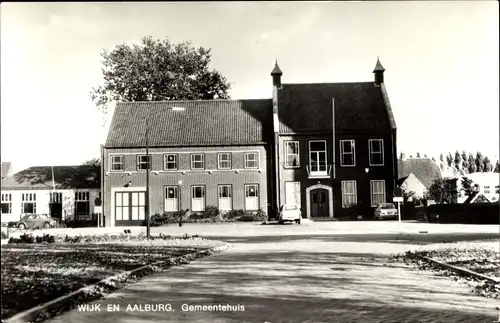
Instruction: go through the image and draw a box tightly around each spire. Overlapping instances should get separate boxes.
[271,59,283,76]
[373,56,385,73]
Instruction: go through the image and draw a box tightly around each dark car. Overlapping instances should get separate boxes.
[16,214,58,230]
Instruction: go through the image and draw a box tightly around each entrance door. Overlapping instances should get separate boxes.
[165,186,179,212]
[115,191,146,226]
[49,192,63,220]
[310,189,329,217]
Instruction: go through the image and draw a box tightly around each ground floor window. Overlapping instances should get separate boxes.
[115,191,146,221]
[285,182,301,207]
[341,181,357,208]
[245,184,259,210]
[75,192,90,217]
[165,186,179,212]
[191,186,206,212]
[21,193,36,214]
[370,180,386,207]
[1,193,12,215]
[218,185,232,211]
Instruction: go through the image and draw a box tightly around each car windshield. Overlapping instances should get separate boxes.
[381,204,395,209]
[284,205,298,210]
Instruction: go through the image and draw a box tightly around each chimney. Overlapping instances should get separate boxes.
[373,56,385,86]
[271,59,282,86]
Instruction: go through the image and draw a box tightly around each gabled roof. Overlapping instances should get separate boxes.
[1,162,12,178]
[398,158,443,189]
[277,82,396,133]
[105,99,273,148]
[1,165,100,190]
[464,192,492,204]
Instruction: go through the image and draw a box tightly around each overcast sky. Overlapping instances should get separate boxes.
[1,2,498,172]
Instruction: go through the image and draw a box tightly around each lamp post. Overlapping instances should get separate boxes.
[144,106,185,240]
[178,179,183,227]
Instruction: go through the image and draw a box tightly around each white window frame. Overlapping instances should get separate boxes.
[309,140,328,174]
[340,140,356,167]
[191,186,206,211]
[1,193,12,214]
[218,185,233,211]
[244,152,259,169]
[341,181,357,208]
[285,181,301,207]
[369,139,384,166]
[217,153,232,170]
[130,192,146,220]
[164,154,178,171]
[244,184,260,211]
[75,191,90,216]
[191,154,205,170]
[21,193,37,214]
[137,154,151,171]
[284,141,300,168]
[484,186,491,194]
[370,180,386,207]
[50,192,62,203]
[110,155,124,171]
[164,186,179,212]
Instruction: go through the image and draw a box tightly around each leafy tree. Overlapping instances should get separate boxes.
[90,36,231,115]
[82,158,101,167]
[475,152,484,172]
[468,153,476,173]
[431,156,436,162]
[454,150,461,171]
[416,152,421,158]
[460,177,479,198]
[426,178,458,204]
[494,160,500,173]
[461,150,469,174]
[439,153,444,162]
[399,152,404,160]
[446,153,453,168]
[482,156,493,172]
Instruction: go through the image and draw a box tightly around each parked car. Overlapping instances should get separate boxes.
[16,214,58,230]
[278,204,302,224]
[374,203,398,220]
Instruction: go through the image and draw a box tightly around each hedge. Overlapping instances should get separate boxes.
[425,203,500,224]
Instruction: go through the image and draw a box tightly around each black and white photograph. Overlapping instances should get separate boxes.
[1,1,499,322]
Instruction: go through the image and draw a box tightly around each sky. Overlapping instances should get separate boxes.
[1,1,499,173]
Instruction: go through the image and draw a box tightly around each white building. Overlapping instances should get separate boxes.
[456,172,500,203]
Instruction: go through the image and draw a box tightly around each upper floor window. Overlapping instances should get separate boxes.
[164,154,178,170]
[244,152,259,169]
[369,139,384,166]
[484,185,491,194]
[309,140,327,173]
[218,153,232,170]
[340,140,355,167]
[110,155,124,171]
[137,155,151,171]
[1,193,12,214]
[284,141,300,168]
[191,154,205,170]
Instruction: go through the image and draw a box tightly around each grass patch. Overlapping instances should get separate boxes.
[0,238,219,320]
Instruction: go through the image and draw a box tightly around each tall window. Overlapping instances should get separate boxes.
[165,186,179,212]
[284,141,300,168]
[244,152,258,169]
[218,153,232,170]
[191,154,205,170]
[164,154,178,170]
[115,192,145,221]
[21,193,36,214]
[130,192,146,220]
[75,192,90,216]
[137,155,151,170]
[309,141,327,173]
[191,186,206,211]
[369,139,384,166]
[340,140,355,167]
[370,180,386,207]
[218,185,232,211]
[244,184,259,210]
[1,193,12,215]
[341,181,357,208]
[110,155,124,171]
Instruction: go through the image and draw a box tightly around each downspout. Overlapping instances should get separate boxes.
[100,144,105,227]
[273,85,281,215]
[332,98,336,218]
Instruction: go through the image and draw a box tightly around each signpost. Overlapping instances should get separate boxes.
[393,187,403,223]
[95,198,102,227]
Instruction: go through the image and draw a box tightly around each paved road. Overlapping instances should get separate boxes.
[47,232,500,323]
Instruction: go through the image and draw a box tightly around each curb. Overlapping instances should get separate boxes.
[4,242,230,323]
[408,252,500,285]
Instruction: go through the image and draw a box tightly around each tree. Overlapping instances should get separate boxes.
[399,152,404,160]
[426,178,458,204]
[90,36,231,115]
[482,156,493,172]
[439,153,444,162]
[431,156,436,162]
[468,153,476,173]
[446,153,453,168]
[475,152,484,172]
[461,150,469,174]
[460,177,479,198]
[494,160,500,173]
[416,152,421,158]
[83,158,101,167]
[454,150,461,171]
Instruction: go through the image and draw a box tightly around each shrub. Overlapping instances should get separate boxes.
[1,231,8,239]
[225,209,246,220]
[34,234,56,244]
